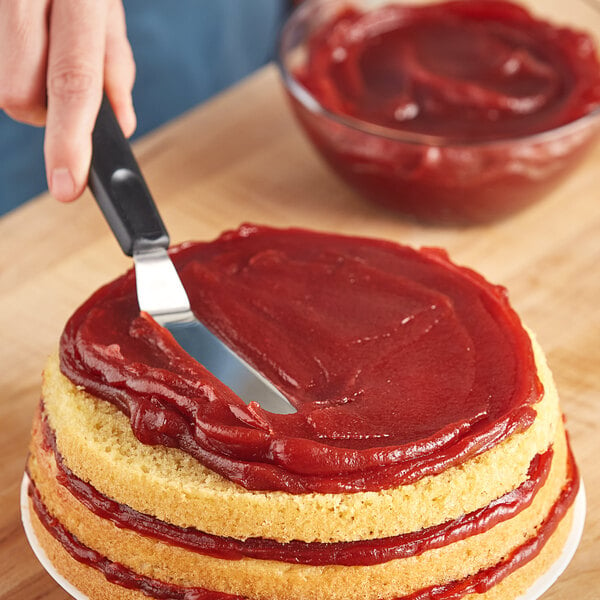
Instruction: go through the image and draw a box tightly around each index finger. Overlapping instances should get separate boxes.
[44,0,108,202]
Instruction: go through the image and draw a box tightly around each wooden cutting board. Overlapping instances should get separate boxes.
[0,65,598,599]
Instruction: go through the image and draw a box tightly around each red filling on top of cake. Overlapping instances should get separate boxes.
[59,225,541,493]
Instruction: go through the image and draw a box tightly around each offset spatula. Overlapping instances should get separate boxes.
[88,95,295,414]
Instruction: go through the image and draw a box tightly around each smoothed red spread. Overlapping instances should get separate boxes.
[296,1,600,140]
[59,225,541,492]
[27,447,579,599]
[39,408,553,566]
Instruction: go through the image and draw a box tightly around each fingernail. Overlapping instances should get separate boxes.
[51,168,75,201]
[123,104,137,138]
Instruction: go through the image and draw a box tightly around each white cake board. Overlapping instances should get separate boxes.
[20,474,586,600]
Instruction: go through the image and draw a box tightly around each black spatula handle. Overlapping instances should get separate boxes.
[89,94,169,257]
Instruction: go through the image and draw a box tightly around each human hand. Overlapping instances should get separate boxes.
[0,0,136,202]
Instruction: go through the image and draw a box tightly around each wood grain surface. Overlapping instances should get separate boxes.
[0,65,598,599]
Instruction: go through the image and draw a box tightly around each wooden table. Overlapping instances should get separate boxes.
[1,65,598,599]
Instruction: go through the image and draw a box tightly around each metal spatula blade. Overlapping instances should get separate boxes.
[134,247,295,413]
[88,95,295,414]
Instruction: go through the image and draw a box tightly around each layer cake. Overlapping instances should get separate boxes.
[25,225,580,599]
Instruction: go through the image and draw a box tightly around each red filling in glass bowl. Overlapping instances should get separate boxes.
[279,0,600,224]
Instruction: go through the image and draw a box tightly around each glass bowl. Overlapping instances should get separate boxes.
[277,0,600,225]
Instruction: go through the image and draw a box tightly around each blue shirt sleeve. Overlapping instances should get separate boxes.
[0,0,288,215]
